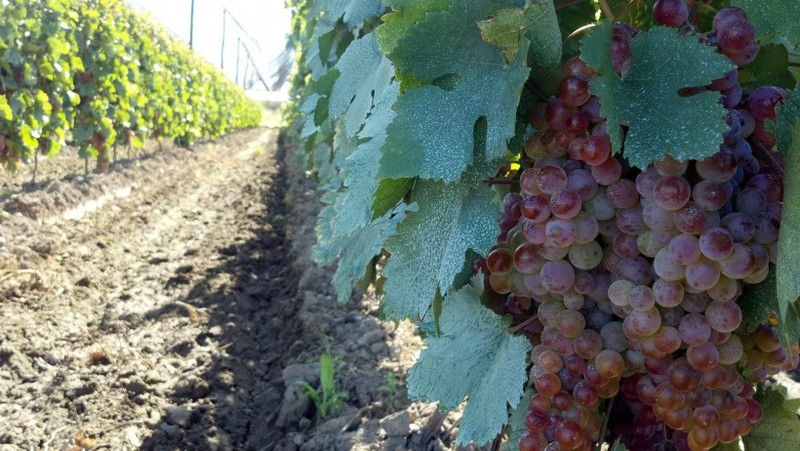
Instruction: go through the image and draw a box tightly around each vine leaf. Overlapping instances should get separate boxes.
[478,7,541,63]
[771,88,800,156]
[580,22,733,168]
[381,161,498,319]
[738,267,800,348]
[739,44,796,90]
[331,204,414,303]
[742,386,800,451]
[775,117,800,345]
[377,0,451,57]
[334,83,399,237]
[478,1,562,94]
[502,390,533,451]
[377,0,530,182]
[408,280,530,446]
[327,0,386,29]
[328,34,394,137]
[712,442,743,451]
[731,0,800,48]
[0,95,12,121]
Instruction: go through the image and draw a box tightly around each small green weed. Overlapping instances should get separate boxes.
[379,371,405,407]
[295,350,347,418]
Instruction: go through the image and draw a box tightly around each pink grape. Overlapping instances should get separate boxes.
[560,76,591,107]
[591,157,623,186]
[567,169,599,200]
[540,260,576,293]
[550,190,582,219]
[520,195,552,223]
[668,234,701,265]
[607,179,640,209]
[536,165,569,195]
[699,227,734,261]
[653,176,691,211]
[653,0,689,27]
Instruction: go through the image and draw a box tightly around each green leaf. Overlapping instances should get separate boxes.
[731,0,800,48]
[377,0,530,182]
[0,95,12,121]
[478,7,533,63]
[742,386,800,451]
[556,1,596,59]
[328,34,394,137]
[326,0,386,29]
[502,390,533,451]
[377,0,452,57]
[333,83,399,236]
[580,22,733,168]
[19,123,38,151]
[738,267,800,347]
[713,441,743,451]
[408,280,531,445]
[772,88,800,156]
[775,117,800,346]
[332,205,414,303]
[739,44,797,90]
[381,162,499,320]
[477,1,561,94]
[606,0,657,31]
[610,439,630,451]
[320,352,335,395]
[372,178,414,219]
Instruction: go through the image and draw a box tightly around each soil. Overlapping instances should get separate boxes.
[0,129,475,451]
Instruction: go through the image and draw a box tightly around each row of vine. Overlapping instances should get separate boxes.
[0,0,262,173]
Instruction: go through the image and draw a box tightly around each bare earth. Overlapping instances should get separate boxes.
[0,129,474,451]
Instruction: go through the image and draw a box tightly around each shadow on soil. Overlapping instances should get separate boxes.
[139,136,305,450]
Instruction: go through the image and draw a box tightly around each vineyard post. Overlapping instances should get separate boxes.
[220,9,227,69]
[189,0,195,49]
[235,37,241,85]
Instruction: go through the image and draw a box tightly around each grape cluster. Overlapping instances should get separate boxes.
[480,6,799,451]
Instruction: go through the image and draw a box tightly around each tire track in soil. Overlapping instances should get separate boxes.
[0,129,305,450]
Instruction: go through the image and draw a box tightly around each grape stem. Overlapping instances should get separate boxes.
[594,396,615,451]
[554,0,583,11]
[597,0,615,21]
[482,178,517,186]
[508,315,540,334]
[524,79,549,102]
[753,142,785,178]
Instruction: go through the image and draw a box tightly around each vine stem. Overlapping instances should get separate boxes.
[597,0,615,21]
[595,396,615,451]
[565,23,598,44]
[555,0,583,11]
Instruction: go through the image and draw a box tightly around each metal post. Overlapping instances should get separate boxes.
[220,9,227,69]
[235,38,241,85]
[189,0,195,48]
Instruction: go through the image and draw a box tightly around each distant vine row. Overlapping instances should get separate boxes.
[0,0,262,173]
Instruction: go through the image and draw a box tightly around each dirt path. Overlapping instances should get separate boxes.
[0,129,468,451]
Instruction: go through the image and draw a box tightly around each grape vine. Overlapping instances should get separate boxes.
[0,0,262,173]
[285,1,800,449]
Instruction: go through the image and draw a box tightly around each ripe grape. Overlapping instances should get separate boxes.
[496,17,792,449]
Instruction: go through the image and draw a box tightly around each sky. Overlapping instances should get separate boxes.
[128,0,293,95]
